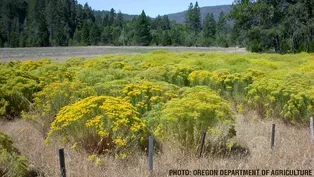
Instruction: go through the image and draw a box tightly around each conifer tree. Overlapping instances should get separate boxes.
[89,23,101,45]
[203,13,216,46]
[135,10,151,46]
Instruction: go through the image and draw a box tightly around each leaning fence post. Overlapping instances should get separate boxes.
[59,148,66,177]
[148,136,154,176]
[310,117,314,143]
[199,131,206,158]
[271,124,276,152]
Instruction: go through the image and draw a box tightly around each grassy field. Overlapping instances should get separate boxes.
[1,113,313,177]
[1,50,314,176]
[0,46,246,62]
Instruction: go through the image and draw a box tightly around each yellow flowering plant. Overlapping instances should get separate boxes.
[0,132,31,177]
[156,86,236,153]
[47,96,147,156]
[246,73,314,124]
[121,81,179,115]
[0,63,40,118]
[188,68,265,101]
[24,81,96,133]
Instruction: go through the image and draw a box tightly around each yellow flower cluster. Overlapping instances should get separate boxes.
[188,68,265,96]
[122,81,178,114]
[47,96,146,156]
[28,81,96,131]
[18,59,52,71]
[247,73,314,124]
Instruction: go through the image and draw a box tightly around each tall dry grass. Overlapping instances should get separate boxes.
[1,112,313,177]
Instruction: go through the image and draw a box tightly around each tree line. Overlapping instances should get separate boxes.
[0,0,233,48]
[230,0,314,53]
[2,0,314,53]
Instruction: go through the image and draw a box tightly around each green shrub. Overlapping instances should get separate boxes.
[0,132,30,177]
[154,86,236,153]
[0,65,40,118]
[47,96,147,158]
[23,81,96,134]
[121,81,179,115]
[247,73,314,124]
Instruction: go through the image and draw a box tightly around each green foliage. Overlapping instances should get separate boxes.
[0,132,31,177]
[247,72,314,124]
[24,81,96,133]
[155,86,235,153]
[121,81,179,115]
[3,51,314,159]
[230,0,314,53]
[202,13,216,46]
[135,10,151,46]
[186,2,201,34]
[0,0,237,48]
[0,63,40,118]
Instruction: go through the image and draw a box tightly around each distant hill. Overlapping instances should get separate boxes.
[93,10,137,21]
[166,5,232,24]
[94,4,232,24]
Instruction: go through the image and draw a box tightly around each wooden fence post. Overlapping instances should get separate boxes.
[199,131,206,158]
[148,136,153,176]
[271,124,275,151]
[310,117,314,143]
[59,148,66,177]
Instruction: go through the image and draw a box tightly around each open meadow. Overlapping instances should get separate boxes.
[1,50,314,177]
[0,46,246,62]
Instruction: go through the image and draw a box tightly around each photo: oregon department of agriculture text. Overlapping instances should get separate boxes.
[0,0,313,176]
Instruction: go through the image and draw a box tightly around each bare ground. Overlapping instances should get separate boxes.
[1,112,313,177]
[0,46,247,62]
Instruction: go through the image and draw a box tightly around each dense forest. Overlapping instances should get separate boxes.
[230,0,314,53]
[1,0,314,53]
[0,0,232,48]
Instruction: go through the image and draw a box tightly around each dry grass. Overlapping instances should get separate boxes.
[1,112,314,177]
[0,46,247,62]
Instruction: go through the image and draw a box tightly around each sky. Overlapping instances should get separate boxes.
[77,0,234,17]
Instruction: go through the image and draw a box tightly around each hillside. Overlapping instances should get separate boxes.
[165,5,232,23]
[93,10,137,21]
[94,5,232,23]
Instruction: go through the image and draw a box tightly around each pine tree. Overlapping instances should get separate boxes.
[101,26,112,44]
[26,0,49,47]
[75,4,84,28]
[216,11,229,47]
[151,15,162,30]
[9,17,20,47]
[116,11,124,28]
[111,26,122,45]
[171,24,185,46]
[109,8,116,26]
[216,11,227,34]
[89,23,101,45]
[81,22,90,45]
[193,1,201,33]
[162,15,171,30]
[83,3,95,22]
[185,3,194,31]
[103,14,109,26]
[202,13,216,46]
[72,28,82,45]
[161,30,171,46]
[135,10,151,46]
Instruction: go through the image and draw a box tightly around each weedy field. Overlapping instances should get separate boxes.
[1,51,314,176]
